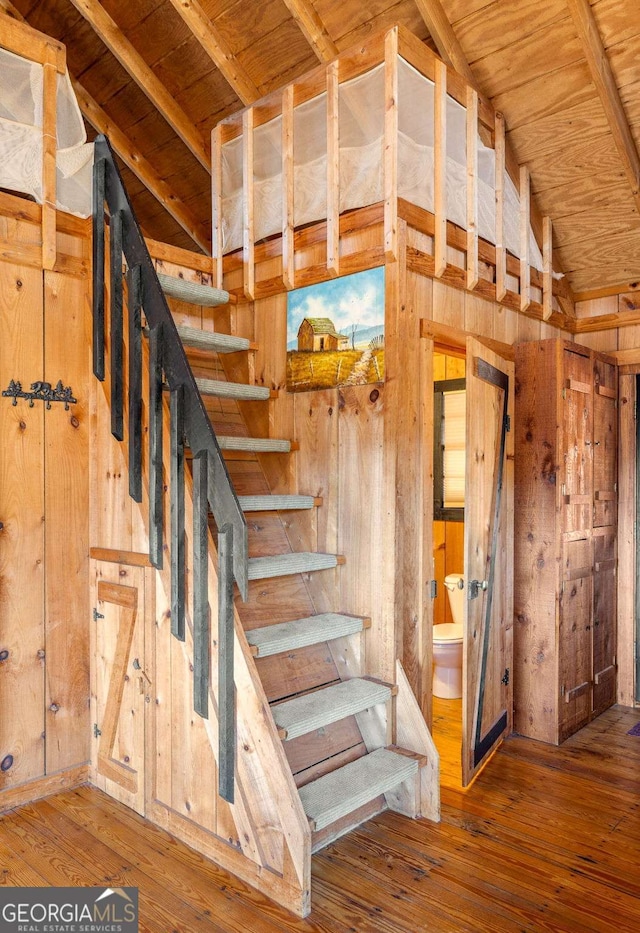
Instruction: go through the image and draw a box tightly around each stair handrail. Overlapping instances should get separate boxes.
[91,134,247,801]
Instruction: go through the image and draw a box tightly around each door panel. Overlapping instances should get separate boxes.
[593,531,617,716]
[593,358,617,529]
[462,339,514,786]
[562,350,592,534]
[92,563,146,815]
[559,537,592,742]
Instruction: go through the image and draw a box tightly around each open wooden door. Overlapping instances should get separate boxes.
[462,338,514,786]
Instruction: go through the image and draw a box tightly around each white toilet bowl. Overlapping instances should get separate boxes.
[433,574,464,699]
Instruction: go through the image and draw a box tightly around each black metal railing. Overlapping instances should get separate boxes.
[92,135,246,802]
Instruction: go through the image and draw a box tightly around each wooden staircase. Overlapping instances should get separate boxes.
[155,266,428,849]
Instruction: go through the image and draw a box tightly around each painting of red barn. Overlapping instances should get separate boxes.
[286,267,385,392]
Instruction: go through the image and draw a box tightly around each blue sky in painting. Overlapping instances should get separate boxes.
[286,266,385,347]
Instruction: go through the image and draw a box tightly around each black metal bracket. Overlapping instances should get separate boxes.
[2,380,77,410]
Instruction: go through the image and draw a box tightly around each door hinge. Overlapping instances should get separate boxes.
[504,414,511,432]
[93,608,104,621]
[561,483,566,497]
[429,579,437,599]
[93,723,102,738]
[562,388,566,400]
[501,668,510,686]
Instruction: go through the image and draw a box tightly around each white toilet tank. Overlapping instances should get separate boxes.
[444,573,465,627]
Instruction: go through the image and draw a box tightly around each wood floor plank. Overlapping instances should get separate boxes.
[1,707,639,931]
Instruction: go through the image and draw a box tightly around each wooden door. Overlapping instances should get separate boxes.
[92,562,148,815]
[462,339,514,786]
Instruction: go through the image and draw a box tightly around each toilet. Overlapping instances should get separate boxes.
[433,573,464,699]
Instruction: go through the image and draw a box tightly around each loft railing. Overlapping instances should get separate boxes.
[0,11,66,270]
[92,134,247,802]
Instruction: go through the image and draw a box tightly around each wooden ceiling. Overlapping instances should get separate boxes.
[4,0,640,297]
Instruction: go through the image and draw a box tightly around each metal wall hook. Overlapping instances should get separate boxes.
[2,379,77,410]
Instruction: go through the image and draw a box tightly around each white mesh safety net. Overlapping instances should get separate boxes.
[0,46,93,217]
[220,57,544,271]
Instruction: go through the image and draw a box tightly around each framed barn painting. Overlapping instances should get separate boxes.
[286,267,385,392]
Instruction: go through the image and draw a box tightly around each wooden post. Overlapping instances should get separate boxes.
[326,60,339,277]
[543,215,553,321]
[212,124,224,290]
[242,108,255,300]
[434,58,447,278]
[494,112,506,301]
[384,27,398,262]
[42,44,58,271]
[282,84,295,290]
[519,165,531,312]
[466,85,479,291]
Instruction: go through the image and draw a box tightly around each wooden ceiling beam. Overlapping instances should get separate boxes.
[73,81,211,254]
[280,0,338,63]
[412,0,475,84]
[67,0,210,171]
[166,0,260,105]
[565,0,640,214]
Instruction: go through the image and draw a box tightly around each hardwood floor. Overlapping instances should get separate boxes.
[1,706,640,932]
[431,695,463,788]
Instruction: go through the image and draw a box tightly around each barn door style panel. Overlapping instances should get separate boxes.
[462,338,514,786]
[514,340,618,745]
[91,563,147,815]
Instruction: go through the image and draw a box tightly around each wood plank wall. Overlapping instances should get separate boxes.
[0,196,91,809]
[223,217,568,729]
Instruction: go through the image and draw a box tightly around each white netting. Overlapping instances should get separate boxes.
[219,56,543,270]
[0,46,93,217]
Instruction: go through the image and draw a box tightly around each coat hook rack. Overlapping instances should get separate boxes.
[2,379,77,410]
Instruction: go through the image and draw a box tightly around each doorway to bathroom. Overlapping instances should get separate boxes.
[425,331,514,789]
[432,351,466,786]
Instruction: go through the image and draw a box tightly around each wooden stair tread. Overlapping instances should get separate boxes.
[176,324,250,354]
[246,612,368,657]
[299,747,419,832]
[247,552,340,580]
[217,436,292,453]
[158,272,229,307]
[272,678,391,741]
[195,377,270,401]
[238,495,317,512]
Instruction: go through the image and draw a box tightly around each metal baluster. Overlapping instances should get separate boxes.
[110,208,124,441]
[92,158,106,381]
[149,323,163,568]
[170,384,185,640]
[193,449,209,719]
[128,264,143,502]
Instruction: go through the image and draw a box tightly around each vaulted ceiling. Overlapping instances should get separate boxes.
[5,0,640,298]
